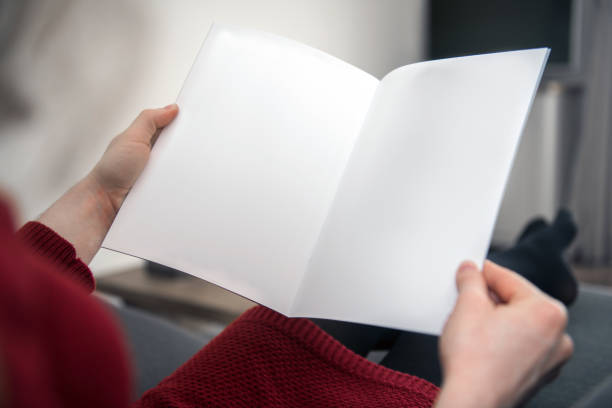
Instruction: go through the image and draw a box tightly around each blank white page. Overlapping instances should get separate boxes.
[103,25,378,313]
[293,49,549,333]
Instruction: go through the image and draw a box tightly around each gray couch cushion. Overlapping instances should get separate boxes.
[110,304,211,398]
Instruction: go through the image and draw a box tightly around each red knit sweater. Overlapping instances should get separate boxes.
[0,200,439,407]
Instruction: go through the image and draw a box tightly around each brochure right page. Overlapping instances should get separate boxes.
[293,49,549,334]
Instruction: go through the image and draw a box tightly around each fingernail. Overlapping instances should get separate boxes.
[163,103,178,110]
[458,261,478,274]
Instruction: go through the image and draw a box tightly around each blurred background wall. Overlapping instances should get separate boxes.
[0,0,611,275]
[0,0,427,274]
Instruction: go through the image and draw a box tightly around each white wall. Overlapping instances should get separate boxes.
[493,82,582,246]
[0,0,426,274]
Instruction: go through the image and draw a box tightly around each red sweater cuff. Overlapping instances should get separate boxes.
[17,221,95,292]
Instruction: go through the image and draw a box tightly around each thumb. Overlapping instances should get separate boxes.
[123,104,179,145]
[452,261,491,314]
[456,261,485,295]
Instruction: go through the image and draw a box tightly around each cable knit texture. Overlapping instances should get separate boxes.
[1,200,439,407]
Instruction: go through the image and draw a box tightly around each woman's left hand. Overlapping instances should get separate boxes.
[37,105,179,263]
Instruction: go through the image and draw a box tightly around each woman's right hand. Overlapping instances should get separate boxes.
[435,260,573,408]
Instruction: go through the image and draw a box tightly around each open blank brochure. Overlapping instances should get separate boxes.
[103,24,549,335]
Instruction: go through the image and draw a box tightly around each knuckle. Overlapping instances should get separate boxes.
[534,299,568,330]
[459,285,485,302]
[108,134,122,147]
[135,109,158,133]
[136,109,156,125]
[139,109,154,119]
[562,335,574,358]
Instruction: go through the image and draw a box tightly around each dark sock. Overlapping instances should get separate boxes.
[489,209,578,305]
[311,319,398,357]
[517,217,548,242]
[379,331,442,386]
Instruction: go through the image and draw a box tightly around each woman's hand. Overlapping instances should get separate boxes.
[37,105,179,263]
[435,260,573,408]
[90,105,179,212]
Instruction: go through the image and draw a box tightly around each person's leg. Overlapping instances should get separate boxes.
[379,331,442,385]
[310,318,398,357]
[489,209,578,305]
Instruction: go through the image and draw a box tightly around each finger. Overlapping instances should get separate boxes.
[483,260,539,303]
[452,261,492,314]
[544,334,574,373]
[456,261,486,294]
[124,104,179,145]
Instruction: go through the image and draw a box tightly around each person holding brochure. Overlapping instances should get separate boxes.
[0,105,581,407]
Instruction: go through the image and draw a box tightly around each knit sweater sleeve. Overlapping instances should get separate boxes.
[16,221,95,292]
[1,203,132,408]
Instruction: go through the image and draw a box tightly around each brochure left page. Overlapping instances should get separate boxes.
[102,25,378,313]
